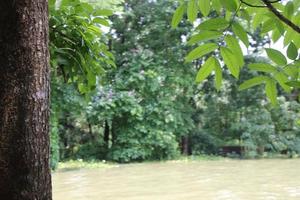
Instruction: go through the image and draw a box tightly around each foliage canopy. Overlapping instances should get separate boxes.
[172,0,300,105]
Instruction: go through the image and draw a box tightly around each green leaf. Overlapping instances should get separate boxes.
[78,83,89,93]
[287,42,298,60]
[285,81,300,88]
[88,25,102,34]
[252,10,268,29]
[225,10,232,22]
[211,0,222,14]
[284,2,294,18]
[272,29,282,43]
[274,72,291,93]
[224,35,244,68]
[49,0,56,8]
[197,18,229,31]
[240,9,251,22]
[94,9,113,16]
[196,57,215,83]
[265,48,287,66]
[238,76,268,90]
[232,22,249,47]
[284,27,294,46]
[87,72,96,87]
[61,0,75,7]
[172,4,186,28]
[187,31,222,45]
[261,19,275,34]
[185,43,218,62]
[265,78,278,106]
[220,47,240,78]
[93,18,110,26]
[283,64,299,79]
[79,3,94,13]
[274,19,285,35]
[248,63,277,73]
[187,0,198,23]
[199,0,211,17]
[219,0,238,12]
[214,58,222,91]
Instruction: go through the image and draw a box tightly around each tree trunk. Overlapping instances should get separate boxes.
[88,123,95,141]
[0,0,52,199]
[257,145,265,156]
[104,120,110,149]
[181,136,190,155]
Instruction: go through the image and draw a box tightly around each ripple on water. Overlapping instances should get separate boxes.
[53,159,300,200]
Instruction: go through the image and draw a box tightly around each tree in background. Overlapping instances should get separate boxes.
[49,0,115,168]
[191,75,300,157]
[87,0,196,162]
[50,0,300,165]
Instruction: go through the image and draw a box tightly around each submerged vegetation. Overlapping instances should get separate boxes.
[56,155,224,171]
[57,160,114,171]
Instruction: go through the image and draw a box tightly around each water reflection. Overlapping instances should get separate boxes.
[53,159,300,200]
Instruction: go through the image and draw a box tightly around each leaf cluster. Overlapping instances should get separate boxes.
[49,0,115,93]
[172,0,300,105]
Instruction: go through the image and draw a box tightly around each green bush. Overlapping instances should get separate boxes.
[147,131,180,160]
[110,146,149,163]
[75,141,107,160]
[110,130,179,163]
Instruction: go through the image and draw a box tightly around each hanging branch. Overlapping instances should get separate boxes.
[240,0,266,8]
[261,0,300,34]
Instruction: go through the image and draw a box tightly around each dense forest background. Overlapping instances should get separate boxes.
[49,0,300,169]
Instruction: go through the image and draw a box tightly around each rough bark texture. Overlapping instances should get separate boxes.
[0,0,52,199]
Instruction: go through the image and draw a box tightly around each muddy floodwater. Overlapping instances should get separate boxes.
[53,159,300,200]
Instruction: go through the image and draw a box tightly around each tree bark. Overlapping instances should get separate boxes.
[0,0,52,199]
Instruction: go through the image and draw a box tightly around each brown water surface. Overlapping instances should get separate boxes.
[53,159,300,200]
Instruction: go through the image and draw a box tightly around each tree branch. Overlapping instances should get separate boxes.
[261,0,300,34]
[240,0,266,8]
[268,0,281,3]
